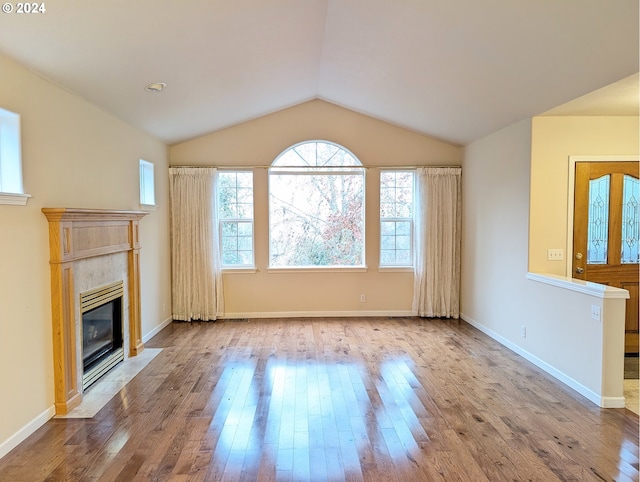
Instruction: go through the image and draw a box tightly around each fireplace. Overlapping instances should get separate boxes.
[81,281,124,390]
[42,208,148,415]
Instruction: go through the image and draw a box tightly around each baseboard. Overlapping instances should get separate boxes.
[220,310,415,320]
[460,312,606,408]
[142,316,173,343]
[0,405,55,460]
[600,396,626,408]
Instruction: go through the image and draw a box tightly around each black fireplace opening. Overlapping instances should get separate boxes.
[82,296,123,373]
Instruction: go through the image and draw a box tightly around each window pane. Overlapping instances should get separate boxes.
[396,250,411,265]
[622,174,639,264]
[0,108,23,195]
[236,204,253,219]
[274,149,302,167]
[236,172,252,187]
[395,221,411,235]
[396,188,413,217]
[237,251,252,264]
[237,222,252,236]
[381,221,396,235]
[139,160,155,205]
[294,142,317,165]
[237,236,253,251]
[380,250,395,264]
[380,201,395,218]
[274,141,361,168]
[396,235,411,250]
[237,187,252,203]
[270,171,364,266]
[222,235,237,251]
[381,235,396,250]
[222,222,237,236]
[587,175,610,265]
[223,251,238,265]
[396,171,413,187]
[380,172,395,188]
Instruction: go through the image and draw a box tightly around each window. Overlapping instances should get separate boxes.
[219,171,254,267]
[0,107,29,205]
[269,141,365,268]
[139,159,155,206]
[621,174,639,264]
[380,170,414,266]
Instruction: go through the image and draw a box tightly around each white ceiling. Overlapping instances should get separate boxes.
[541,73,639,117]
[0,0,637,146]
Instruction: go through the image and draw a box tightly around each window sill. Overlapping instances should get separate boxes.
[0,192,31,206]
[140,203,157,211]
[222,267,257,274]
[378,266,414,273]
[267,266,368,274]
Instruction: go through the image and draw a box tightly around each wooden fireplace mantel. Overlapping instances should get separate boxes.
[42,208,148,415]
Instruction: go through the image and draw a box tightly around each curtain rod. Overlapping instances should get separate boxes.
[170,165,462,170]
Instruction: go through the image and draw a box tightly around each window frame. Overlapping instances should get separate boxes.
[0,107,30,205]
[267,140,366,271]
[218,170,255,271]
[379,169,415,270]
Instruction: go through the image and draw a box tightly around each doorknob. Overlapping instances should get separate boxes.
[575,252,583,260]
[575,267,584,274]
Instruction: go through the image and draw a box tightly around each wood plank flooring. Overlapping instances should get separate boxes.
[1,317,638,481]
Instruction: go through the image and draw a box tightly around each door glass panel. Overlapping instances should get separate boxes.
[587,175,610,264]
[621,175,639,264]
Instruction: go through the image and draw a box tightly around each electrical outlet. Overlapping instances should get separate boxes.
[360,294,366,303]
[521,325,526,338]
[547,249,564,261]
[591,305,601,321]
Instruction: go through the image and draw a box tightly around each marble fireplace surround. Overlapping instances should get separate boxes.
[42,208,148,415]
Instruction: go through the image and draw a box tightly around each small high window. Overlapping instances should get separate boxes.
[139,159,155,207]
[0,107,29,205]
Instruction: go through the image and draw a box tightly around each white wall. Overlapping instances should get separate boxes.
[0,52,171,457]
[461,118,627,407]
[461,119,532,343]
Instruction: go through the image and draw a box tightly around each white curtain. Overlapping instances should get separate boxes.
[169,167,224,321]
[413,167,462,318]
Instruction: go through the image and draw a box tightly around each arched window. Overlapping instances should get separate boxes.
[269,140,365,268]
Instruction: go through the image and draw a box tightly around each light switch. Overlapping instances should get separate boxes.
[547,249,564,261]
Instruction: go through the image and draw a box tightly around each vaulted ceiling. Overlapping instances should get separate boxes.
[0,0,637,146]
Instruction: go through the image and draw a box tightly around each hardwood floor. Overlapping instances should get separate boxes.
[1,317,638,481]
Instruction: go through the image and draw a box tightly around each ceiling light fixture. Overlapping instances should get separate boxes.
[145,82,166,93]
